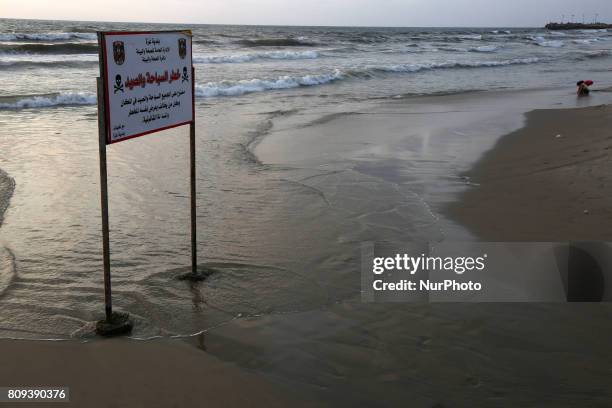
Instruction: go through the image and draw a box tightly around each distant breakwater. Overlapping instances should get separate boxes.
[545,22,612,30]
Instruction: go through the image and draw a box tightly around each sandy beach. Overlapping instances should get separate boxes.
[0,338,307,408]
[447,104,612,241]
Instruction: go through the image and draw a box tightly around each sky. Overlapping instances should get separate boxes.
[3,0,612,27]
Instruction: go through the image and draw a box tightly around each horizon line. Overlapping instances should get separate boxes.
[0,16,544,29]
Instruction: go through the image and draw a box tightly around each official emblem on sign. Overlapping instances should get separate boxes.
[113,41,125,65]
[178,38,187,59]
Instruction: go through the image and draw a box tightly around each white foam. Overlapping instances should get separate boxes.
[0,92,96,109]
[195,57,542,98]
[580,29,608,34]
[470,45,499,53]
[538,40,564,48]
[0,54,98,66]
[458,34,483,40]
[530,36,564,47]
[379,58,540,74]
[195,70,344,97]
[194,50,319,64]
[0,32,96,41]
[417,44,499,53]
[572,38,601,45]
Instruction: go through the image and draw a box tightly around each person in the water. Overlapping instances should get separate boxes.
[576,80,591,97]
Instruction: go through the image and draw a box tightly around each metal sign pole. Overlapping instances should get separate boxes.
[97,77,113,321]
[190,123,197,276]
[178,65,205,282]
[190,66,197,276]
[95,32,132,335]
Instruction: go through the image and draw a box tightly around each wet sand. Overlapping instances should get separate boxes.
[0,338,305,408]
[2,91,612,408]
[447,104,612,241]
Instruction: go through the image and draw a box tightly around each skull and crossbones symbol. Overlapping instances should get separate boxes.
[114,74,124,93]
[182,67,189,83]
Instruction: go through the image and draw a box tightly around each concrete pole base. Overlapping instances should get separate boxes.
[177,266,216,282]
[96,312,134,337]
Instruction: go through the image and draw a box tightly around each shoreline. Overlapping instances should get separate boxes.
[0,169,15,296]
[0,168,15,228]
[445,104,612,241]
[255,86,612,243]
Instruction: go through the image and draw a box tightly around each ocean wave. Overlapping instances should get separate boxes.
[530,36,564,47]
[434,34,484,43]
[0,56,545,104]
[440,45,500,53]
[366,58,541,75]
[195,57,542,98]
[194,39,218,45]
[0,43,98,54]
[574,50,612,60]
[346,36,390,44]
[0,32,96,41]
[235,38,317,47]
[194,50,319,64]
[471,45,499,52]
[572,38,602,45]
[386,47,426,54]
[195,70,344,97]
[458,34,483,40]
[0,60,97,69]
[536,40,564,48]
[0,92,96,110]
[67,27,98,33]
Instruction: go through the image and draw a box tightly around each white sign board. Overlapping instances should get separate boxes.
[100,31,194,144]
